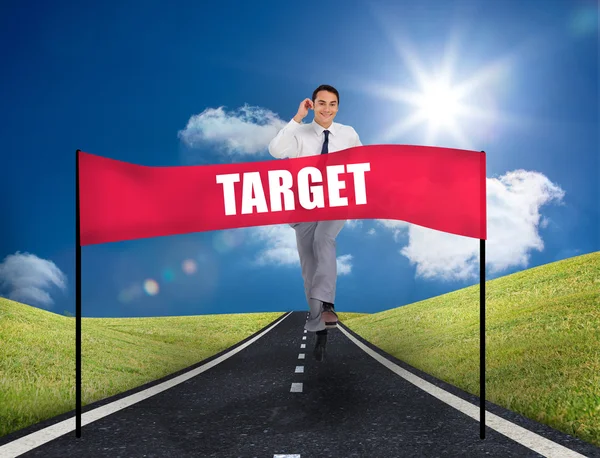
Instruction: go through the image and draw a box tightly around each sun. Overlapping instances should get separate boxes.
[417,80,463,129]
[368,69,476,148]
[355,30,517,150]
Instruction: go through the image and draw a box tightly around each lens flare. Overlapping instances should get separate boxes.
[143,279,159,296]
[162,268,175,282]
[213,229,245,253]
[182,259,197,274]
[118,283,143,303]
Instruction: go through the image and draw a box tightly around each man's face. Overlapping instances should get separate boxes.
[313,90,338,128]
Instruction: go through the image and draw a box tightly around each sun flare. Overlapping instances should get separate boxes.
[357,26,520,150]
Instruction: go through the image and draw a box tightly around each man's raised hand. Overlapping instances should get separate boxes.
[294,98,313,123]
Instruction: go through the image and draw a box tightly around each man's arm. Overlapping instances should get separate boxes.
[268,98,313,159]
[268,119,302,159]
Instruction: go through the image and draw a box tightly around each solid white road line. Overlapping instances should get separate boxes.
[338,325,588,458]
[274,455,301,458]
[295,366,304,373]
[0,312,294,458]
[290,383,303,393]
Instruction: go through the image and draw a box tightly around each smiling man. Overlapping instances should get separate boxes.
[268,84,362,362]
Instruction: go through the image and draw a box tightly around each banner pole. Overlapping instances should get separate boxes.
[480,237,486,438]
[76,149,82,437]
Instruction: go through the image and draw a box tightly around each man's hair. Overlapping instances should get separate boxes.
[312,84,339,104]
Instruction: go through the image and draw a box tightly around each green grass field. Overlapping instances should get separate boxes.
[0,251,598,447]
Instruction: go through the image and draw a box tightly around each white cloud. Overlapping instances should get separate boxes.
[376,219,410,241]
[337,254,353,275]
[378,170,565,281]
[367,228,376,236]
[250,225,299,266]
[177,104,287,155]
[0,252,67,308]
[345,220,362,229]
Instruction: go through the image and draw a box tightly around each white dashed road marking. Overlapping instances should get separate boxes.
[290,383,303,393]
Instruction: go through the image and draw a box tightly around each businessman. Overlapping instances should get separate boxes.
[268,84,362,361]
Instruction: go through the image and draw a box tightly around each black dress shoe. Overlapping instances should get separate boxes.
[313,331,327,361]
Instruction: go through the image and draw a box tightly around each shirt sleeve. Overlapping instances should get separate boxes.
[353,127,362,147]
[268,119,302,159]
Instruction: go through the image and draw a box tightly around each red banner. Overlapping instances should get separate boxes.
[78,145,486,246]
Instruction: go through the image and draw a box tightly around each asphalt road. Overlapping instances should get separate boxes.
[1,311,598,457]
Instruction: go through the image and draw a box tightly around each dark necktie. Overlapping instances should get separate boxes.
[320,130,330,154]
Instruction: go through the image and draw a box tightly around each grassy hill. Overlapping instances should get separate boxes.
[0,251,598,447]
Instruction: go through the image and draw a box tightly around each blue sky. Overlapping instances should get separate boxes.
[1,0,597,318]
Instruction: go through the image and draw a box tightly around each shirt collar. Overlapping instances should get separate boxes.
[311,119,337,137]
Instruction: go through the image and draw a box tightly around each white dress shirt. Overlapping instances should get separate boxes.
[268,118,362,159]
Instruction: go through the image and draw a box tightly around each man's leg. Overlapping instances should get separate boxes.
[310,220,346,304]
[309,219,346,361]
[292,223,324,332]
